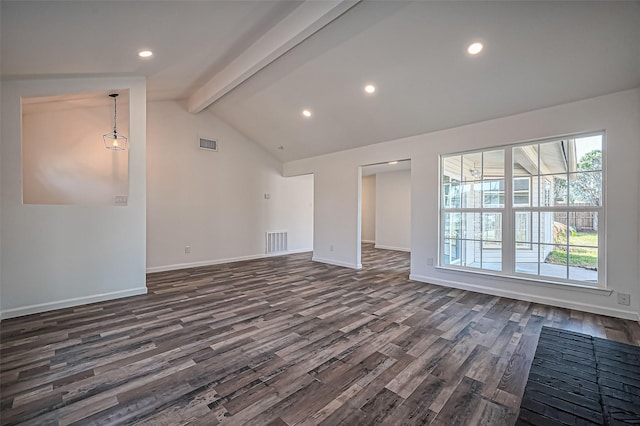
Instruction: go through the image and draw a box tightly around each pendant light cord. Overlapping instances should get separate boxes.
[113,96,118,134]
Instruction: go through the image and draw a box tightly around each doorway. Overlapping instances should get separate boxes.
[358,159,411,273]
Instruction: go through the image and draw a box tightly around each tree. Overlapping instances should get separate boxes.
[553,176,567,204]
[572,149,602,230]
[572,150,602,205]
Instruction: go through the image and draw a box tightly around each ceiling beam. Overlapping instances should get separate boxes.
[187,0,360,114]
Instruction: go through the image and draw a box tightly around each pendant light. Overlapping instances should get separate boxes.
[103,93,128,151]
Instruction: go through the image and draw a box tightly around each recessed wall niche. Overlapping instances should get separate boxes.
[21,90,130,205]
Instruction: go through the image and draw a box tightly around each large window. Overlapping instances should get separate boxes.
[440,132,604,286]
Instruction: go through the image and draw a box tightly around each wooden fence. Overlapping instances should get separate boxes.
[554,211,597,231]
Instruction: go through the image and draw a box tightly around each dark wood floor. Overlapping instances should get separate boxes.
[1,244,639,425]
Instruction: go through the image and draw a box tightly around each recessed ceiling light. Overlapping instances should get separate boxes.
[364,84,376,94]
[138,50,153,58]
[388,161,398,165]
[467,42,483,55]
[302,109,312,118]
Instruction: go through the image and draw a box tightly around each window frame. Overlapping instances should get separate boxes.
[440,149,506,271]
[439,131,605,288]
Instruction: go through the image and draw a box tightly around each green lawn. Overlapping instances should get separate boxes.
[569,232,598,246]
[554,230,598,246]
[547,231,598,270]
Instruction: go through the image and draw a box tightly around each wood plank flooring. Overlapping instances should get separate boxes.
[1,244,639,425]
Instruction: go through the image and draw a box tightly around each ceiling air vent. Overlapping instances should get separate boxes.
[199,138,218,151]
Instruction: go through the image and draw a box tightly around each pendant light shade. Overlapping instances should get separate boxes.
[103,93,128,151]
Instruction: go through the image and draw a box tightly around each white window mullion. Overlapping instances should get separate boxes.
[537,145,541,276]
[503,147,515,274]
[480,153,484,269]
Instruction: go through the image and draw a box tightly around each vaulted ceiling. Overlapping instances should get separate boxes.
[3,1,639,162]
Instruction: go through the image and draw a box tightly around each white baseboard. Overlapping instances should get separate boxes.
[374,244,411,253]
[409,274,639,321]
[362,240,375,244]
[0,287,148,320]
[265,248,312,256]
[147,249,313,273]
[312,256,362,270]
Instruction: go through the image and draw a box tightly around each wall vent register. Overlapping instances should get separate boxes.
[199,138,218,151]
[266,231,288,254]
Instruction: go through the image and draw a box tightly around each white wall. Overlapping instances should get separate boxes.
[284,89,640,321]
[1,77,147,319]
[361,175,376,243]
[146,101,313,272]
[308,158,361,269]
[375,169,411,252]
[22,99,129,205]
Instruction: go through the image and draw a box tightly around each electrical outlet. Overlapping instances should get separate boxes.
[185,246,191,254]
[426,257,434,266]
[330,245,334,252]
[115,195,128,205]
[617,292,630,306]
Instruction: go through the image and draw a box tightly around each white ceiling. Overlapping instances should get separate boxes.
[1,1,301,100]
[3,1,639,162]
